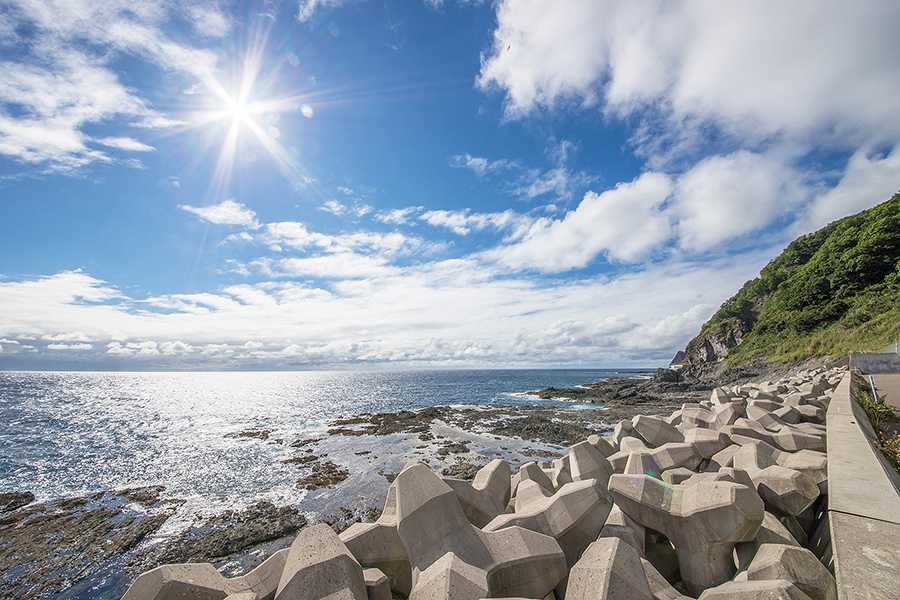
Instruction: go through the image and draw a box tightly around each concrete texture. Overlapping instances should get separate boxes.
[121,564,229,600]
[608,474,764,596]
[697,579,813,599]
[827,372,900,599]
[340,480,412,597]
[485,479,613,570]
[275,524,367,600]
[745,544,836,600]
[394,462,567,600]
[565,537,654,600]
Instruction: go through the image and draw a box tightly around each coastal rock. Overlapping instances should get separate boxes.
[0,491,35,513]
[684,319,749,366]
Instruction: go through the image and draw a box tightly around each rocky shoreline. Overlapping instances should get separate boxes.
[0,362,833,599]
[117,363,841,600]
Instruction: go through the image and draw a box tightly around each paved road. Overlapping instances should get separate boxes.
[870,374,900,440]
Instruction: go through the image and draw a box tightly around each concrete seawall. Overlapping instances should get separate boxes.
[827,372,900,599]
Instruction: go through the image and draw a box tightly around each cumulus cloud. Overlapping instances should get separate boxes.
[420,209,529,236]
[0,245,772,369]
[181,199,261,228]
[478,1,900,146]
[672,151,810,251]
[485,172,674,271]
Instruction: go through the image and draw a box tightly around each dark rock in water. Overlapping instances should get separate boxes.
[436,441,470,455]
[489,414,596,446]
[442,462,482,480]
[226,428,272,440]
[0,487,172,600]
[0,491,34,513]
[155,501,307,565]
[296,459,350,490]
[117,486,166,506]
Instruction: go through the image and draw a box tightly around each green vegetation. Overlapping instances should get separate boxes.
[853,374,900,474]
[690,192,900,366]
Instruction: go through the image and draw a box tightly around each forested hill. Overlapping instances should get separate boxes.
[683,191,900,368]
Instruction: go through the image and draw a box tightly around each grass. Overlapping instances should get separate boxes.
[852,374,900,474]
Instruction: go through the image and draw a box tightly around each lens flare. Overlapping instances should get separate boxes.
[301,105,314,118]
[287,53,299,67]
[268,127,279,138]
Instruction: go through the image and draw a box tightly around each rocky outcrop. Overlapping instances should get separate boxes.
[685,319,750,366]
[123,366,843,600]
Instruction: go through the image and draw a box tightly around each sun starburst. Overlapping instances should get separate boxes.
[187,18,314,201]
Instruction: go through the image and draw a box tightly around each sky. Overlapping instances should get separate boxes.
[1,0,899,371]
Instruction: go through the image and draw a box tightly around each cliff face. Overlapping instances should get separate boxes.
[676,191,900,367]
[684,319,749,366]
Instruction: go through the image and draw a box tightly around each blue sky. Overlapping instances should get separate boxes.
[1,0,899,370]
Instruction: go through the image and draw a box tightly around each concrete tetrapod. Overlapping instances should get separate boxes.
[731,443,819,517]
[274,524,367,600]
[340,481,412,596]
[565,537,655,600]
[608,474,765,597]
[121,564,230,600]
[122,549,291,600]
[632,415,685,447]
[444,459,513,527]
[697,579,813,600]
[744,544,836,600]
[569,440,614,488]
[484,479,613,570]
[394,462,567,600]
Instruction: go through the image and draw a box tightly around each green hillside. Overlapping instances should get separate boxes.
[688,192,900,366]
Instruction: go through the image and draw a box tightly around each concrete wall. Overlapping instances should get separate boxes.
[848,351,900,374]
[827,372,900,598]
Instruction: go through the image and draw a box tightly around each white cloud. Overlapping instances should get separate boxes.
[42,331,97,342]
[94,137,155,152]
[0,246,774,368]
[449,153,515,176]
[188,5,231,37]
[672,151,810,252]
[478,1,900,147]
[485,172,674,272]
[47,342,93,350]
[297,0,359,22]
[375,207,422,225]
[0,0,223,171]
[802,148,900,233]
[420,209,529,237]
[181,199,261,229]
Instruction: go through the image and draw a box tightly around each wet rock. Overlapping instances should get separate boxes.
[226,428,272,440]
[0,488,172,600]
[297,460,350,491]
[156,501,307,565]
[0,491,34,513]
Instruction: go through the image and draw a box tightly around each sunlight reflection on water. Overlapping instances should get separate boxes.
[0,369,635,513]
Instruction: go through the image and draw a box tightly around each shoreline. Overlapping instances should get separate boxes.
[0,363,822,599]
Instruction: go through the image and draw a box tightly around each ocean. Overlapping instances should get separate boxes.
[0,368,648,599]
[0,369,645,508]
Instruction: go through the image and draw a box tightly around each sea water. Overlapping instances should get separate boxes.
[0,369,644,512]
